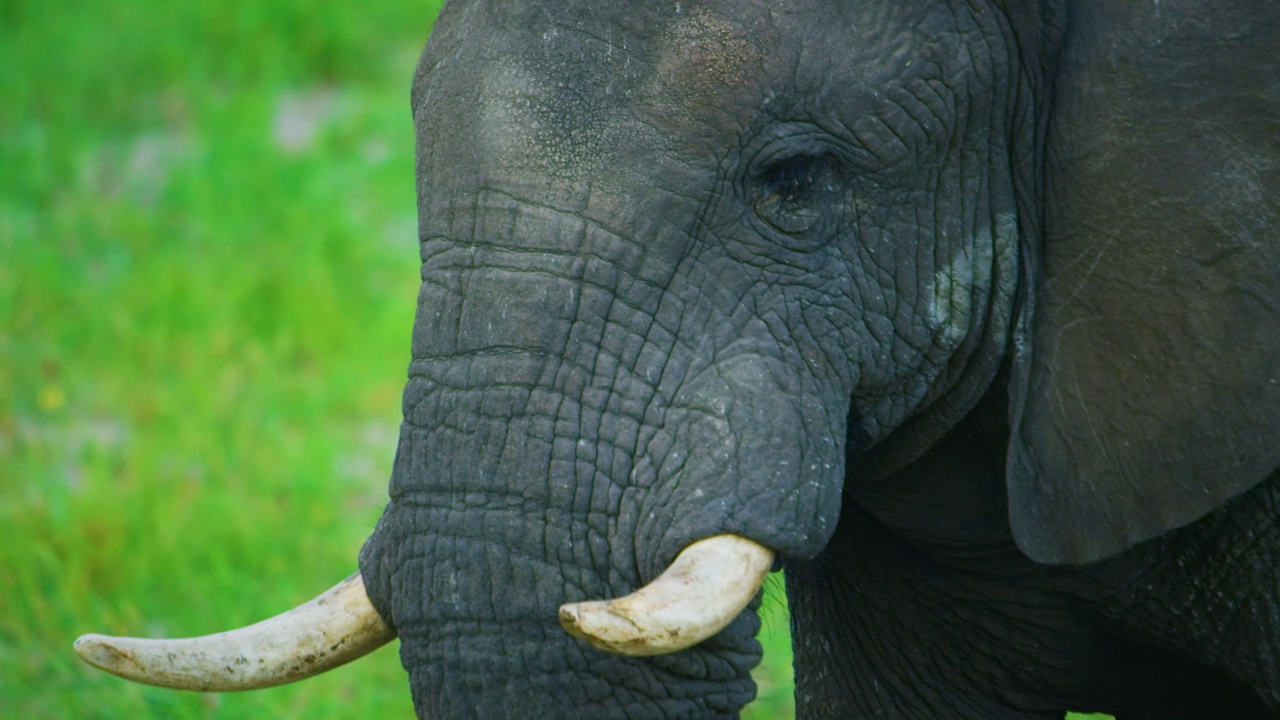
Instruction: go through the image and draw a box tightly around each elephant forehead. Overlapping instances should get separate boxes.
[468,5,772,181]
[655,9,760,94]
[638,8,767,128]
[476,59,615,179]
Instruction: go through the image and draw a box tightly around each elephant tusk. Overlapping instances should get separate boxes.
[558,534,774,656]
[73,573,395,691]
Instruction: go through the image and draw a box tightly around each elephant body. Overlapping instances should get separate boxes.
[350,0,1280,717]
[792,386,1280,718]
[79,0,1280,717]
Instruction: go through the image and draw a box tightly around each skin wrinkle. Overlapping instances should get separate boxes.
[619,244,716,576]
[544,236,598,562]
[477,187,657,265]
[414,245,675,438]
[1081,485,1280,702]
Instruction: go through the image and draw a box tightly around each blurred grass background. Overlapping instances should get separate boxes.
[1,3,1107,719]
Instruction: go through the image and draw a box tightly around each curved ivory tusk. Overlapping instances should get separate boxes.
[73,573,395,691]
[558,534,774,656]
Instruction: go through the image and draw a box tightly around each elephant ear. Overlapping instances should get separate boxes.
[1007,0,1280,564]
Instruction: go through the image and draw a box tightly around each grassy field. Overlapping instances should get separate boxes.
[2,3,1105,719]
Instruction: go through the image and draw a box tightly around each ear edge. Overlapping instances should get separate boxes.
[1002,0,1280,565]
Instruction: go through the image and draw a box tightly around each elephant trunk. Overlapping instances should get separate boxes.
[355,231,843,717]
[355,355,762,716]
[355,411,769,717]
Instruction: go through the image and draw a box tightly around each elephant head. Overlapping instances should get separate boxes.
[76,0,1280,717]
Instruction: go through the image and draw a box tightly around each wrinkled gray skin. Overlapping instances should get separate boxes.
[357,0,1280,717]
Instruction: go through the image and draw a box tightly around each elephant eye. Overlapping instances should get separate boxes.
[751,154,835,237]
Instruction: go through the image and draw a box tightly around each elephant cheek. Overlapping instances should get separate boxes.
[633,353,848,573]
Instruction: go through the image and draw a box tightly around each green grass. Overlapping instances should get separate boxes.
[1,3,1104,718]
[3,2,432,717]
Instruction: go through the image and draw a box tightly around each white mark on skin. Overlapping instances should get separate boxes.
[927,213,1013,352]
[931,212,998,348]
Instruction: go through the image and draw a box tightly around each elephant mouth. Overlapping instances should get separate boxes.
[72,534,774,689]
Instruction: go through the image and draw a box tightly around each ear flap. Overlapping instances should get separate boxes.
[1007,0,1280,564]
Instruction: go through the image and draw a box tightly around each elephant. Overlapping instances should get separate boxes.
[74,0,1280,718]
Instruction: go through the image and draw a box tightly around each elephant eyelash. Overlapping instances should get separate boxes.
[755,154,829,203]
[752,154,824,202]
